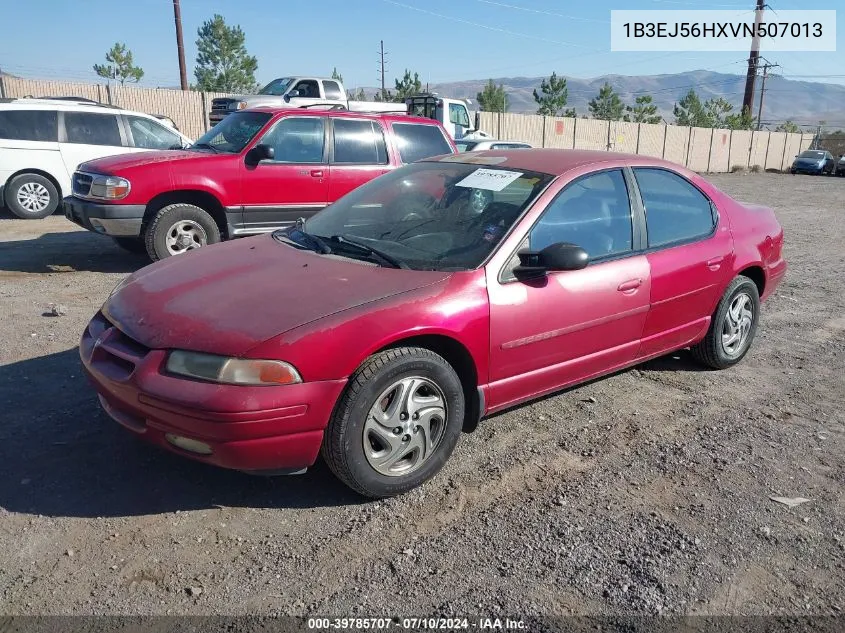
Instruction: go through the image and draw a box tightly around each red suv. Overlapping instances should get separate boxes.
[63,109,456,260]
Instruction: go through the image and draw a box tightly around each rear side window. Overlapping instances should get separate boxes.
[0,110,58,142]
[392,123,452,163]
[323,81,343,100]
[634,168,715,248]
[332,119,388,164]
[64,112,122,146]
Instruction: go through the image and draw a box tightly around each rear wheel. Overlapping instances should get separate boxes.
[321,347,465,498]
[4,173,59,219]
[144,203,220,261]
[690,276,760,370]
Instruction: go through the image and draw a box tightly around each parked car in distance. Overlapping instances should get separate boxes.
[0,98,192,219]
[790,149,835,175]
[835,154,845,176]
[64,108,456,260]
[80,149,786,498]
[455,139,532,152]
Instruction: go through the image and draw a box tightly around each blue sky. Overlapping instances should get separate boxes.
[0,0,841,88]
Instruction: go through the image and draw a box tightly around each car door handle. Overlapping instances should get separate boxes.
[310,169,324,178]
[706,256,724,270]
[617,278,643,292]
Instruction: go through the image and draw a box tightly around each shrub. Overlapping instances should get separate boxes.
[750,164,763,173]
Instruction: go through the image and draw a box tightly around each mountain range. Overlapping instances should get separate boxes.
[361,70,845,128]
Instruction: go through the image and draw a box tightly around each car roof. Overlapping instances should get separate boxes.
[0,98,163,120]
[245,107,440,125]
[429,148,690,176]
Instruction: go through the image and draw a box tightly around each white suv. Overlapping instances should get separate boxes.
[0,99,193,219]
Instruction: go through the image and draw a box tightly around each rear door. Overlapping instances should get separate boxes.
[239,115,329,231]
[633,167,734,358]
[327,117,392,202]
[59,111,127,176]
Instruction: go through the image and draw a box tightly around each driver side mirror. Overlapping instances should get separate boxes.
[283,90,301,102]
[245,143,274,165]
[514,242,589,279]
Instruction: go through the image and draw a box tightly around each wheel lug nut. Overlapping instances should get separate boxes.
[393,427,402,434]
[412,413,419,420]
[400,413,408,421]
[402,434,411,442]
[414,425,420,432]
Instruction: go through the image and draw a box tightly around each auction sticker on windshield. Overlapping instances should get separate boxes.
[456,169,523,191]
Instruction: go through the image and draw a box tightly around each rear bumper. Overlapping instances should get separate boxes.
[80,312,348,472]
[763,258,787,302]
[63,196,146,237]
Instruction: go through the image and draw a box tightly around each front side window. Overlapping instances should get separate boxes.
[301,161,555,271]
[259,116,325,163]
[633,168,715,248]
[448,103,470,128]
[0,110,58,142]
[126,115,182,150]
[292,80,320,99]
[192,111,271,154]
[392,123,452,163]
[529,169,633,260]
[64,112,122,146]
[332,119,387,164]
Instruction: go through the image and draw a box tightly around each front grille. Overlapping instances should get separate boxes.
[72,172,92,197]
[211,98,234,112]
[85,312,150,381]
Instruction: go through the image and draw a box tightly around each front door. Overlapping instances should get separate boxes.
[328,117,393,201]
[486,168,651,410]
[240,115,329,232]
[632,167,735,358]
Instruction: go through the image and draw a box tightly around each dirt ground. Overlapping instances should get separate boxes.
[0,173,842,618]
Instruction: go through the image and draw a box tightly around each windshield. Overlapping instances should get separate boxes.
[799,150,825,159]
[191,111,272,154]
[260,78,294,96]
[297,161,555,271]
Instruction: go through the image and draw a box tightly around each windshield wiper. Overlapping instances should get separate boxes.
[273,224,332,254]
[190,142,219,153]
[329,234,407,269]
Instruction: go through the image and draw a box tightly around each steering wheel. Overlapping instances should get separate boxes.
[465,202,521,233]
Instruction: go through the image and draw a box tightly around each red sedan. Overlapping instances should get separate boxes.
[80,149,786,498]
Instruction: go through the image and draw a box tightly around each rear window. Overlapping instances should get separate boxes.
[0,110,58,142]
[392,123,452,163]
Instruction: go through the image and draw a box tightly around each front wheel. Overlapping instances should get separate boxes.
[690,276,760,370]
[144,203,221,261]
[321,347,465,498]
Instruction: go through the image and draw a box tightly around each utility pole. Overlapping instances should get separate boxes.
[173,0,188,91]
[378,40,387,99]
[742,0,766,116]
[756,59,780,131]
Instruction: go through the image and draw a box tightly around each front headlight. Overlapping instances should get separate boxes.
[89,175,130,200]
[229,101,248,110]
[166,350,302,386]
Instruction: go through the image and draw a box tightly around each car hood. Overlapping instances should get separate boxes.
[103,235,451,357]
[80,150,218,174]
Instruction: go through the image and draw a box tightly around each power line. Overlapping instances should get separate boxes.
[474,0,609,23]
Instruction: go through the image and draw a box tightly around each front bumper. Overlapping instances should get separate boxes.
[791,164,824,174]
[63,196,146,237]
[80,312,348,472]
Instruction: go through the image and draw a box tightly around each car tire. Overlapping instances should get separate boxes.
[112,237,148,255]
[690,276,761,370]
[321,347,465,499]
[144,203,220,261]
[4,173,59,219]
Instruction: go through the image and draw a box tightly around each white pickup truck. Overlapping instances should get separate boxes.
[209,76,405,123]
[209,78,492,141]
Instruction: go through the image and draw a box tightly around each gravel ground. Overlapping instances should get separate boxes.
[0,173,843,618]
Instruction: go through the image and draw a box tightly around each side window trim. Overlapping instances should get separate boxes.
[497,167,637,284]
[629,166,718,252]
[328,118,389,166]
[257,115,328,165]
